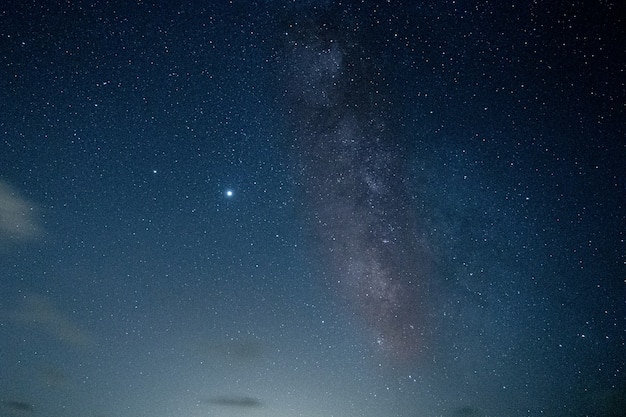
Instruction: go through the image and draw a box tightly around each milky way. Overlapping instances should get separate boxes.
[282,14,430,360]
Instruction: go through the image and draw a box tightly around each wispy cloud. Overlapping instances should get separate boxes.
[12,294,94,348]
[0,181,41,243]
[203,395,263,408]
[0,400,34,413]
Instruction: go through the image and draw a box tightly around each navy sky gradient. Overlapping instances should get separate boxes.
[1,1,624,416]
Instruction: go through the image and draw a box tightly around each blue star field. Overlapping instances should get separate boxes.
[0,1,624,416]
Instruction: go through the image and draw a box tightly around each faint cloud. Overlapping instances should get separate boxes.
[195,336,265,363]
[0,181,41,243]
[0,400,34,414]
[203,395,263,408]
[37,364,69,389]
[449,406,485,417]
[13,294,94,348]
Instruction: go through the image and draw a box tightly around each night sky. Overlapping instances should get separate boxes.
[1,1,624,417]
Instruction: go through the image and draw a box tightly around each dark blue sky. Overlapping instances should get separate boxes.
[1,1,624,416]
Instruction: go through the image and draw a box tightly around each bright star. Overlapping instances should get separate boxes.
[225,189,234,198]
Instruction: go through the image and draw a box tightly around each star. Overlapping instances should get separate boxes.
[225,189,234,198]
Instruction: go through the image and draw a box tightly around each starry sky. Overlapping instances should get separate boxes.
[0,1,624,417]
